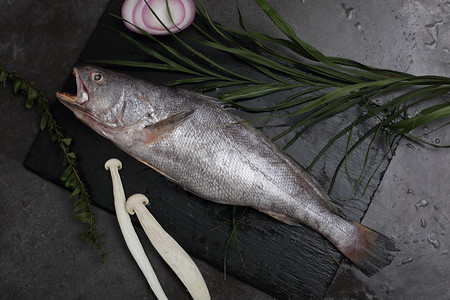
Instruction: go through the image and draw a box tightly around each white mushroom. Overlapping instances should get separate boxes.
[104,159,167,300]
[126,194,211,300]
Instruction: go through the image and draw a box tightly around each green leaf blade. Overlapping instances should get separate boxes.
[71,185,82,198]
[13,79,22,93]
[75,212,92,224]
[62,137,72,146]
[391,103,450,131]
[40,111,50,130]
[220,84,301,102]
[61,165,73,182]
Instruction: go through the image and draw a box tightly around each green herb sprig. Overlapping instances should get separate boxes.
[96,0,450,196]
[0,67,104,260]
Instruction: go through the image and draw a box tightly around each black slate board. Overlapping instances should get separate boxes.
[24,1,393,299]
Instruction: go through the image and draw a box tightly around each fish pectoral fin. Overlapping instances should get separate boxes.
[261,210,300,226]
[141,110,195,145]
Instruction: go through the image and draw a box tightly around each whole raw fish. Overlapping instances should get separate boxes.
[57,65,397,276]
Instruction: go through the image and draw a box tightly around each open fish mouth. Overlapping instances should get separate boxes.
[56,68,89,108]
[56,67,128,133]
[56,68,105,130]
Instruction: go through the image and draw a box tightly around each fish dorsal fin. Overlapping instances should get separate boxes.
[141,110,195,145]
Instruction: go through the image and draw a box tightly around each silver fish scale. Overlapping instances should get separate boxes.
[130,98,327,223]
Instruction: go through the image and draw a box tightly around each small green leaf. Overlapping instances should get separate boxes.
[0,71,7,82]
[51,132,59,142]
[62,137,72,146]
[26,87,39,108]
[75,212,92,224]
[40,111,49,130]
[25,97,33,108]
[70,185,82,198]
[65,172,78,189]
[73,198,88,212]
[28,90,39,102]
[62,154,68,167]
[67,152,77,164]
[13,79,22,93]
[82,231,100,244]
[61,165,73,182]
[48,119,54,131]
[20,81,29,93]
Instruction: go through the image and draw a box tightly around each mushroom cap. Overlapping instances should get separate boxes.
[104,158,122,171]
[126,193,149,215]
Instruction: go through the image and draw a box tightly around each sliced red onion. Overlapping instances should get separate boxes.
[121,0,196,35]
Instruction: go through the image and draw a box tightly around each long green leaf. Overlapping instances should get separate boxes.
[253,0,386,81]
[307,85,446,171]
[220,83,302,102]
[391,102,450,131]
[105,23,201,76]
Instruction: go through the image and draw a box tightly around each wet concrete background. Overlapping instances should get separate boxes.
[1,0,449,299]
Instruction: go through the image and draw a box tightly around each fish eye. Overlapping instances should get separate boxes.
[90,72,104,83]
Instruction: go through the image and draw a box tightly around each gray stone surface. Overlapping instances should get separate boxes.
[1,0,449,299]
[324,1,450,299]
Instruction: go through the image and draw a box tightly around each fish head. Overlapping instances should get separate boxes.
[56,65,155,140]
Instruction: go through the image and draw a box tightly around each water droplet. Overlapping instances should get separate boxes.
[341,3,354,19]
[435,138,440,144]
[415,199,429,212]
[404,240,410,244]
[427,235,441,249]
[383,281,391,294]
[421,217,426,228]
[354,22,362,30]
[401,257,413,265]
[413,239,419,243]
[407,189,415,196]
[434,216,447,231]
[425,39,437,49]
[423,126,429,132]
[441,250,448,255]
[407,143,416,150]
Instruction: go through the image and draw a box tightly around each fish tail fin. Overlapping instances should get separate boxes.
[340,221,398,277]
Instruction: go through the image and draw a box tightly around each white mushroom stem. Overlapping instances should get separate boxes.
[104,159,167,300]
[126,194,211,300]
